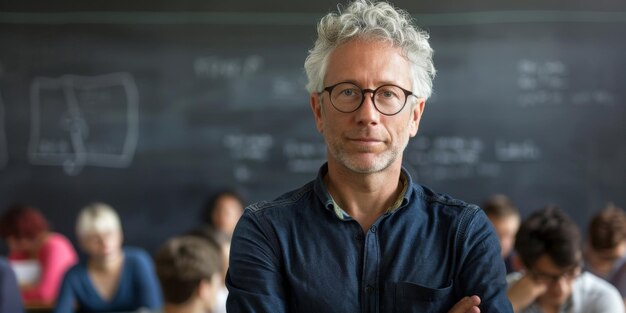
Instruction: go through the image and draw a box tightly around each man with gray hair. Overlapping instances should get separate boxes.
[227,1,512,312]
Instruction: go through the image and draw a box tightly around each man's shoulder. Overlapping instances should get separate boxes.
[245,181,316,215]
[410,183,481,217]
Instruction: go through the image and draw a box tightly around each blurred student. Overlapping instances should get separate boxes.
[585,203,626,302]
[1,257,24,313]
[0,204,77,306]
[202,190,245,237]
[507,206,624,313]
[54,203,162,313]
[186,226,231,313]
[154,235,223,313]
[483,194,522,273]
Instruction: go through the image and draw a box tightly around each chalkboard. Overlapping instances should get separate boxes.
[1,0,625,253]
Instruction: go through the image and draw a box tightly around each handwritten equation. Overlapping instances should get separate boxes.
[517,59,616,107]
[406,136,542,181]
[28,72,139,175]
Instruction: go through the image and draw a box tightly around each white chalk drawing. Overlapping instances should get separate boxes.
[28,72,139,175]
[0,92,7,169]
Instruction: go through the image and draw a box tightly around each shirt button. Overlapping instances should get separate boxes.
[365,285,374,294]
[370,225,377,233]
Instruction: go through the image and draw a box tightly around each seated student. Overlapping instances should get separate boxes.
[186,227,230,313]
[0,204,77,307]
[154,235,223,313]
[585,203,626,302]
[483,194,522,274]
[507,206,624,313]
[54,203,162,313]
[202,190,245,238]
[1,257,24,313]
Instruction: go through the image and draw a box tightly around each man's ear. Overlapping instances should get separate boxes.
[409,98,426,137]
[310,93,324,134]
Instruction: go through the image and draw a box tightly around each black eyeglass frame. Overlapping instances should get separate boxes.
[320,82,416,116]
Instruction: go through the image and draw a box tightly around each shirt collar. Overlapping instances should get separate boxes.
[313,163,412,220]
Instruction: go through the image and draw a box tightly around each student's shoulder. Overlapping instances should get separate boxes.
[578,271,623,298]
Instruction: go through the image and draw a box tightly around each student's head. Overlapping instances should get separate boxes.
[76,202,123,260]
[305,1,433,174]
[483,194,520,258]
[155,236,223,310]
[304,0,435,99]
[515,206,582,305]
[203,190,245,236]
[586,203,626,272]
[187,226,232,285]
[0,204,49,253]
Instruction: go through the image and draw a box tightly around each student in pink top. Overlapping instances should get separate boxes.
[0,204,78,307]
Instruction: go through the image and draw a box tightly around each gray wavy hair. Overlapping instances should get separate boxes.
[304,0,436,100]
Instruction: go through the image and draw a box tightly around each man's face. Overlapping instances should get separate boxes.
[530,254,580,306]
[310,38,424,174]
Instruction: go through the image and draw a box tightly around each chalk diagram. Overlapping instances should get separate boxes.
[0,92,7,170]
[28,72,139,175]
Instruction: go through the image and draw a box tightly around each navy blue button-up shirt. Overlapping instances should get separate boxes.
[227,164,513,312]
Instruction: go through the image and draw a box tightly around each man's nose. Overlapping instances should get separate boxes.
[354,91,380,124]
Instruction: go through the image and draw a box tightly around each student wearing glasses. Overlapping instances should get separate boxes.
[507,206,624,313]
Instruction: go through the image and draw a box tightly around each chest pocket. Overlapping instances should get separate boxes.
[394,281,454,313]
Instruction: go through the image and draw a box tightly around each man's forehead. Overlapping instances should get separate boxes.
[323,42,413,88]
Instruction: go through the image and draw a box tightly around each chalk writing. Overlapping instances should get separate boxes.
[223,133,274,161]
[194,55,263,79]
[283,139,326,173]
[495,139,542,162]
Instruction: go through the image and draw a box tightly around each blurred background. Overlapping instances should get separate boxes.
[1,0,625,253]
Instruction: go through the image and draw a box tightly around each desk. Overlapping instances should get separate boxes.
[25,302,53,313]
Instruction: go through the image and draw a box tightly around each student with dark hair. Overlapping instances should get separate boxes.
[483,194,522,274]
[186,227,231,313]
[507,206,624,313]
[154,236,223,313]
[0,204,77,307]
[202,190,245,237]
[0,257,24,313]
[585,203,626,303]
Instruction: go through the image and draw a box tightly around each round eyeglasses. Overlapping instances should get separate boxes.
[320,82,415,116]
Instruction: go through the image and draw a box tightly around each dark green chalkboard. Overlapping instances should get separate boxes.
[1,0,625,252]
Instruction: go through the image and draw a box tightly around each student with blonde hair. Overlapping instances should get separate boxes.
[54,203,162,313]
